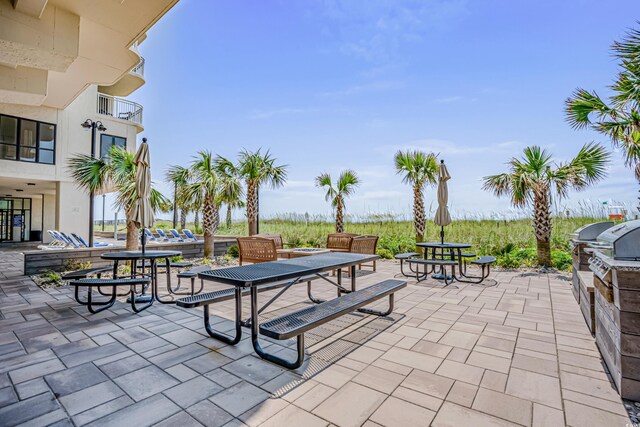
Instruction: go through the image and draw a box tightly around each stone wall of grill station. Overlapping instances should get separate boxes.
[23,239,237,275]
[591,253,640,401]
[571,239,596,333]
[571,241,593,291]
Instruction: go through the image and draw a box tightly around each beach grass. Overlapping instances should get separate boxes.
[154,216,603,270]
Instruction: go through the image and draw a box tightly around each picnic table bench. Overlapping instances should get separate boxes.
[177,252,405,368]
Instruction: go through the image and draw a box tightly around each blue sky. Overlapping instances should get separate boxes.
[114,0,640,221]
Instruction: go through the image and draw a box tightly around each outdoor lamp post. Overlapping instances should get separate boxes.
[172,181,178,229]
[80,119,106,247]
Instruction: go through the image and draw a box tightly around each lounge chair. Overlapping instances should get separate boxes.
[143,228,160,242]
[48,230,66,247]
[182,229,199,242]
[168,229,185,242]
[155,229,174,242]
[51,231,73,248]
[60,232,80,248]
[39,230,68,249]
[72,233,110,248]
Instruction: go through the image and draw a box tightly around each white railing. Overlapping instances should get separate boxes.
[97,93,143,125]
[131,57,145,77]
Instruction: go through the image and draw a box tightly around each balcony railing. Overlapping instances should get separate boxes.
[97,93,143,126]
[131,57,145,77]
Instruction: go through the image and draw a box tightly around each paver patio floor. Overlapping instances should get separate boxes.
[0,250,631,426]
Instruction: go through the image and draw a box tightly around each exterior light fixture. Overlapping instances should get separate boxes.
[80,119,108,247]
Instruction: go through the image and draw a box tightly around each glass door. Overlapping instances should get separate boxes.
[0,208,12,242]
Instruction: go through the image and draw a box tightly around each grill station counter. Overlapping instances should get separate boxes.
[569,222,613,304]
[586,220,640,400]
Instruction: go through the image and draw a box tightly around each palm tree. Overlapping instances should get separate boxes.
[183,151,222,258]
[237,149,287,235]
[165,165,191,230]
[394,150,439,244]
[68,146,170,250]
[483,144,609,266]
[214,156,244,229]
[565,26,640,187]
[315,170,360,232]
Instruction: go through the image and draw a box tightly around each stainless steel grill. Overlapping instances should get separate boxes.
[569,221,614,241]
[589,219,640,261]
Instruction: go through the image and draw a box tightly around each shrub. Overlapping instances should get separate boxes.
[42,270,63,286]
[496,252,521,269]
[64,259,91,271]
[551,250,572,270]
[376,248,394,259]
[170,255,183,263]
[226,244,239,258]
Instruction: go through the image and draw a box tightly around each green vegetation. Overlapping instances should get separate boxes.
[565,25,640,181]
[315,169,360,233]
[68,145,170,250]
[394,150,439,244]
[483,144,609,266]
[156,215,602,270]
[63,259,91,271]
[37,270,63,287]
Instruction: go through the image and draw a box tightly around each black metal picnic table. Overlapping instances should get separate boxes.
[101,250,181,306]
[195,252,380,366]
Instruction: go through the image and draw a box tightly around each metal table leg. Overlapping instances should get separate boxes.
[203,287,243,345]
[250,286,305,369]
[153,257,176,304]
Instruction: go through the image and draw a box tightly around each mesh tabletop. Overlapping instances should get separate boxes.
[416,242,471,249]
[199,252,379,287]
[100,251,182,260]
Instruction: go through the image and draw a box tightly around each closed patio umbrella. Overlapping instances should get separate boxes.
[434,159,451,244]
[133,138,154,253]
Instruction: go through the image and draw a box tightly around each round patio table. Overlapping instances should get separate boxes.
[101,250,181,305]
[416,242,471,281]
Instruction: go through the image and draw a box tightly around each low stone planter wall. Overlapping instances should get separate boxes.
[23,238,237,275]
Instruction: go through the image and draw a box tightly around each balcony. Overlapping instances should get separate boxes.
[97,93,143,127]
[97,57,146,97]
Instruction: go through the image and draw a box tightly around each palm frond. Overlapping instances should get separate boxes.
[564,89,613,130]
[66,154,109,193]
[337,169,360,197]
[394,150,438,187]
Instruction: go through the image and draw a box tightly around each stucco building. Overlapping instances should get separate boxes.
[0,0,178,244]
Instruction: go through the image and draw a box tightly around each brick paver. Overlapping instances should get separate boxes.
[0,249,632,426]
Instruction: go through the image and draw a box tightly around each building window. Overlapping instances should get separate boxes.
[0,114,55,164]
[100,134,126,158]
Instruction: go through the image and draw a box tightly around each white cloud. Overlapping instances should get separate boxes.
[435,96,464,103]
[309,0,470,65]
[249,108,308,120]
[284,180,316,189]
[376,139,523,158]
[319,80,405,97]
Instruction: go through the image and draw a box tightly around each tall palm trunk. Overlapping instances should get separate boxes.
[533,185,552,266]
[180,208,187,230]
[125,207,138,251]
[194,210,200,231]
[413,183,426,245]
[202,194,215,258]
[226,204,232,229]
[335,196,344,233]
[246,181,258,236]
